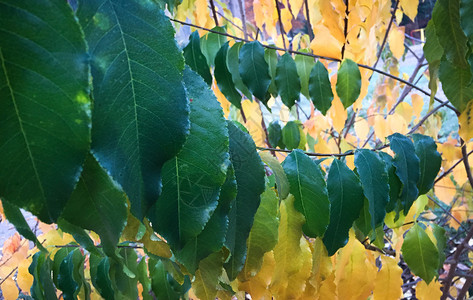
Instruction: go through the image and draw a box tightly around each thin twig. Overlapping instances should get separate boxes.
[461,139,473,189]
[304,0,314,40]
[408,99,450,134]
[274,0,287,49]
[343,109,357,138]
[372,0,399,70]
[427,195,468,231]
[237,0,248,40]
[405,33,425,44]
[435,150,473,184]
[458,268,473,300]
[341,0,349,59]
[169,18,459,113]
[209,0,219,26]
[404,43,420,60]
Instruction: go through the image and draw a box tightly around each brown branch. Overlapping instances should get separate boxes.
[435,149,473,184]
[408,99,450,134]
[237,0,248,40]
[343,109,357,138]
[274,0,287,49]
[304,0,314,40]
[427,195,468,231]
[209,0,219,26]
[441,224,473,300]
[458,268,473,300]
[341,0,349,59]
[461,139,473,189]
[372,0,399,70]
[169,18,459,113]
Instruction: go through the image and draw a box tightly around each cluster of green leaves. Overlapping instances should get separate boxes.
[183,29,362,113]
[0,0,448,298]
[424,0,473,113]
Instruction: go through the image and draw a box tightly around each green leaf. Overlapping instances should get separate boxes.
[354,198,372,238]
[183,31,212,85]
[424,20,443,105]
[460,0,473,78]
[149,259,180,300]
[2,201,45,251]
[61,153,127,257]
[282,121,301,150]
[388,133,420,214]
[268,121,283,148]
[200,26,227,67]
[275,53,301,109]
[176,164,236,274]
[0,0,91,223]
[224,121,266,280]
[29,252,57,300]
[335,59,361,109]
[309,61,334,115]
[110,247,139,299]
[260,152,290,200]
[354,149,389,231]
[90,255,115,300]
[379,152,402,213]
[151,67,229,249]
[215,42,242,108]
[239,41,271,101]
[193,251,225,300]
[57,249,85,300]
[432,224,447,270]
[282,149,330,238]
[323,159,364,256]
[136,259,153,300]
[77,0,190,220]
[295,50,315,99]
[438,58,473,112]
[412,134,442,195]
[401,223,439,284]
[265,48,279,97]
[227,42,252,99]
[57,219,101,256]
[239,188,279,280]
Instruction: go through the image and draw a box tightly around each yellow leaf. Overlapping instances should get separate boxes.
[388,25,405,59]
[195,0,211,26]
[17,257,34,293]
[416,280,442,300]
[281,2,293,33]
[212,83,230,118]
[434,177,457,205]
[395,102,413,124]
[374,115,389,141]
[242,100,266,147]
[400,0,419,21]
[354,118,370,143]
[1,277,18,300]
[459,100,473,142]
[238,251,275,300]
[310,24,343,60]
[328,96,347,134]
[411,94,424,121]
[319,0,345,43]
[373,256,403,300]
[270,195,310,299]
[387,114,407,134]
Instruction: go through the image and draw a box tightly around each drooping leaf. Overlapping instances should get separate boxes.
[200,26,227,67]
[323,159,364,256]
[239,188,279,280]
[336,59,361,109]
[438,58,473,113]
[282,121,301,150]
[401,223,439,284]
[29,252,57,300]
[57,249,85,300]
[460,0,473,78]
[90,255,115,300]
[193,251,225,300]
[239,41,271,101]
[372,256,403,300]
[136,259,153,300]
[176,164,236,274]
[354,198,372,238]
[309,61,334,115]
[295,50,315,99]
[354,149,389,232]
[259,151,290,200]
[412,134,442,195]
[110,247,139,299]
[61,153,127,257]
[150,259,189,300]
[0,0,91,223]
[424,19,443,106]
[264,48,279,97]
[282,149,330,238]
[379,152,402,213]
[151,67,229,249]
[79,0,190,220]
[388,133,420,214]
[2,201,45,251]
[432,224,447,270]
[224,121,266,280]
[183,31,212,85]
[215,42,242,108]
[57,220,101,256]
[275,52,301,108]
[268,121,283,148]
[227,42,252,99]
